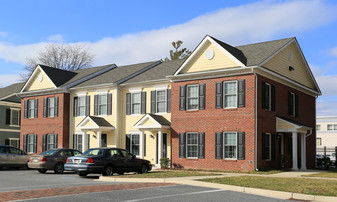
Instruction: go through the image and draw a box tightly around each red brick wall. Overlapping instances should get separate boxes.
[20,93,70,154]
[256,75,316,170]
[171,74,256,171]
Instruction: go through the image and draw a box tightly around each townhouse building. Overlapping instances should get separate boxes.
[316,116,337,155]
[18,35,320,171]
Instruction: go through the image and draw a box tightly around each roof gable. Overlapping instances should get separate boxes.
[174,35,246,76]
[21,65,58,92]
[134,114,170,129]
[77,116,114,130]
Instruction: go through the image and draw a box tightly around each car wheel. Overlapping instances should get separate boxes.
[78,171,88,177]
[38,169,47,173]
[139,164,148,174]
[117,172,124,175]
[102,165,114,176]
[54,163,64,174]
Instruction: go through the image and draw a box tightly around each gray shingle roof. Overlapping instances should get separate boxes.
[148,114,171,126]
[39,65,77,87]
[0,82,25,100]
[89,116,114,127]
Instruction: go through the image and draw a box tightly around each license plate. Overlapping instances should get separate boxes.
[33,159,38,163]
[74,159,81,163]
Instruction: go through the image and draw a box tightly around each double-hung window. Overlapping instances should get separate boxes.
[28,100,35,118]
[131,134,140,156]
[151,89,171,113]
[131,93,141,114]
[186,132,198,158]
[47,134,57,150]
[156,90,167,113]
[43,97,58,118]
[98,94,107,115]
[262,133,271,160]
[288,92,298,117]
[48,98,55,117]
[224,132,237,159]
[187,85,199,110]
[24,99,38,119]
[264,83,271,110]
[78,97,86,116]
[23,134,37,153]
[28,135,35,153]
[6,108,20,126]
[224,81,237,108]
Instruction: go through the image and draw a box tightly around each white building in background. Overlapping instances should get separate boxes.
[316,116,337,153]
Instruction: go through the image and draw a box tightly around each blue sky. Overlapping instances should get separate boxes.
[0,0,337,116]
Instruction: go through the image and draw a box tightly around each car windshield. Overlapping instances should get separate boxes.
[83,149,105,156]
[40,150,58,156]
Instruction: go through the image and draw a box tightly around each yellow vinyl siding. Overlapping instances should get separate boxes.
[26,70,55,91]
[264,42,316,90]
[183,42,239,74]
[142,118,157,126]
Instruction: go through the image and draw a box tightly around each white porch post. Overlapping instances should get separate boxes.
[140,131,144,158]
[292,132,298,170]
[97,131,101,148]
[158,130,162,164]
[301,133,307,170]
[83,131,88,151]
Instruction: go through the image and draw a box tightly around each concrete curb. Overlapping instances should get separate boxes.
[99,176,337,202]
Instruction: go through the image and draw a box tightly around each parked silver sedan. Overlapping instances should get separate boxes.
[0,145,29,169]
[28,148,82,174]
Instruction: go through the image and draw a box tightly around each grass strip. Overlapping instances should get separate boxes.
[114,171,220,178]
[304,171,337,178]
[200,176,337,196]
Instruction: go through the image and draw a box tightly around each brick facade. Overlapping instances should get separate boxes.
[20,93,70,154]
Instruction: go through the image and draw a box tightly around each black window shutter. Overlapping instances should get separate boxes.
[271,134,276,160]
[237,132,245,160]
[94,95,98,115]
[18,110,21,126]
[24,100,28,119]
[126,134,131,151]
[43,98,47,117]
[295,94,299,117]
[73,134,77,150]
[179,86,186,110]
[126,93,131,115]
[215,132,223,159]
[5,139,9,145]
[107,93,112,115]
[141,92,146,114]
[73,97,78,117]
[86,95,90,116]
[262,133,267,160]
[23,134,27,153]
[262,82,266,109]
[198,132,205,159]
[42,134,47,152]
[151,91,156,113]
[87,134,90,149]
[271,85,275,111]
[33,134,37,153]
[199,84,205,110]
[167,89,171,113]
[215,82,223,108]
[5,108,10,125]
[288,92,292,115]
[55,97,59,117]
[144,134,146,156]
[238,80,245,108]
[55,134,58,148]
[179,133,186,158]
[34,99,38,118]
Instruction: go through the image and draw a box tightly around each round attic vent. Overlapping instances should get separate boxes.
[38,74,43,82]
[205,49,215,60]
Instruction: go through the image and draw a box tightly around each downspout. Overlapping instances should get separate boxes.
[254,68,258,171]
[115,87,118,147]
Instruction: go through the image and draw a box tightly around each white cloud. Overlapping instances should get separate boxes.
[0,74,22,87]
[317,99,337,116]
[47,34,64,43]
[0,32,8,38]
[0,0,335,66]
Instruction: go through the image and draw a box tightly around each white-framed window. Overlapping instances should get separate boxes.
[156,90,167,113]
[28,100,35,118]
[334,125,337,130]
[327,124,337,131]
[131,134,140,156]
[263,133,271,161]
[289,92,295,117]
[264,83,271,111]
[187,85,199,110]
[28,135,35,153]
[131,93,141,114]
[78,96,86,116]
[224,81,237,108]
[316,138,322,146]
[47,134,57,150]
[186,132,198,158]
[48,97,55,117]
[316,125,320,131]
[224,132,237,159]
[98,94,107,115]
[6,138,20,148]
[10,109,20,126]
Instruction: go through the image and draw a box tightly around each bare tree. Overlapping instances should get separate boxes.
[21,43,94,80]
[164,40,192,61]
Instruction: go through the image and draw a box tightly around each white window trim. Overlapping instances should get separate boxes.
[130,133,140,156]
[27,134,35,154]
[98,94,108,116]
[265,133,271,161]
[77,96,86,117]
[48,97,55,118]
[186,84,199,111]
[156,90,167,113]
[28,100,35,119]
[74,133,84,152]
[9,108,20,127]
[223,80,238,109]
[223,132,238,160]
[8,138,20,148]
[186,132,198,159]
[131,92,141,115]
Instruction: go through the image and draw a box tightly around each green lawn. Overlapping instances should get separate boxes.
[304,171,337,178]
[114,171,220,178]
[200,176,337,196]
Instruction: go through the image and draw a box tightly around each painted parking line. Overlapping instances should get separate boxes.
[125,189,226,202]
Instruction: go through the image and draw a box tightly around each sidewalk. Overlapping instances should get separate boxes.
[99,170,337,202]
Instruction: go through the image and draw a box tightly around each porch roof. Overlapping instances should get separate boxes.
[134,114,170,130]
[77,116,115,131]
[276,117,312,133]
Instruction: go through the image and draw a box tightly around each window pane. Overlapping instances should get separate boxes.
[224,132,237,159]
[77,135,83,152]
[328,125,332,130]
[187,86,198,97]
[131,135,139,155]
[29,100,35,118]
[157,91,166,101]
[187,133,198,158]
[132,93,140,103]
[187,146,198,158]
[98,95,107,115]
[224,82,236,94]
[188,98,198,110]
[225,95,237,108]
[78,97,86,116]
[224,81,237,108]
[48,98,55,117]
[11,110,19,126]
[187,133,198,144]
[132,93,141,114]
[28,135,34,153]
[47,134,55,150]
[157,102,166,113]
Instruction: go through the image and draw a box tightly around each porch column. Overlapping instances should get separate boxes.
[139,131,144,158]
[97,131,101,148]
[301,133,307,170]
[158,130,162,164]
[83,131,88,151]
[292,132,298,170]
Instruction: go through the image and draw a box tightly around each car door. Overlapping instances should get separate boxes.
[108,149,124,172]
[9,147,27,166]
[120,150,140,172]
[60,149,73,163]
[0,146,10,166]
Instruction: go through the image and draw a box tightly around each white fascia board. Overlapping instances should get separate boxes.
[20,65,57,93]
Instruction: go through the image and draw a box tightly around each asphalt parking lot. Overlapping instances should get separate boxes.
[0,168,290,202]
